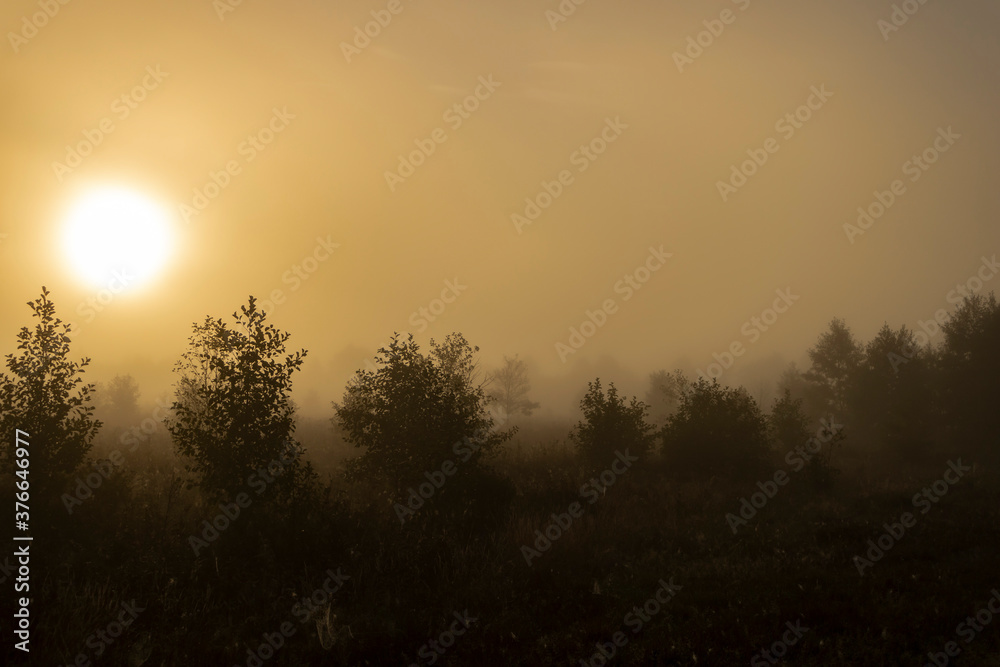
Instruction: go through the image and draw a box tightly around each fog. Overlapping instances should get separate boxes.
[3,0,999,419]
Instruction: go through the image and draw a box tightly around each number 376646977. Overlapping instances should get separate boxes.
[14,430,30,529]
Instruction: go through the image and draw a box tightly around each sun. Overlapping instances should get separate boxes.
[63,186,174,290]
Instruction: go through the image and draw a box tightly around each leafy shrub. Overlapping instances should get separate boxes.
[570,379,655,468]
[661,378,770,478]
[335,333,514,518]
[164,296,314,503]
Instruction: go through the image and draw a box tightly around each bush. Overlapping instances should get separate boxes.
[769,388,839,490]
[164,296,315,503]
[769,389,811,452]
[0,288,102,507]
[570,379,655,469]
[335,333,514,518]
[661,378,769,478]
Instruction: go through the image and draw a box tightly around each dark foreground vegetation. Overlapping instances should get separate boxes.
[1,288,999,666]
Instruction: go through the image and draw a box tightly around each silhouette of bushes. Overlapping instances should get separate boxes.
[661,378,770,478]
[5,286,1000,665]
[570,378,655,469]
[0,288,102,512]
[938,293,1000,461]
[335,333,514,521]
[163,296,315,504]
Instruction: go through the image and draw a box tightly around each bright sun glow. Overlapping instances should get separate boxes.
[64,187,173,290]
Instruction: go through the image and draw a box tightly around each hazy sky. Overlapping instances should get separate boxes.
[2,0,999,417]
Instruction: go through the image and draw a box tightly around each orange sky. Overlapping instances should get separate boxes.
[2,0,999,417]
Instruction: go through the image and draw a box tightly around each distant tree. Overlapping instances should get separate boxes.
[487,355,540,421]
[770,388,842,488]
[0,288,101,501]
[164,297,313,500]
[95,374,141,423]
[106,374,140,413]
[852,324,936,460]
[776,362,827,422]
[335,333,514,512]
[776,363,807,398]
[938,293,1000,459]
[644,370,688,428]
[571,379,655,468]
[804,318,863,415]
[768,389,812,453]
[433,332,486,389]
[661,378,770,478]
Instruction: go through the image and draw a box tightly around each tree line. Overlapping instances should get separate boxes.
[2,288,998,528]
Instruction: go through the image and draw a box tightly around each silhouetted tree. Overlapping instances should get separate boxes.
[769,389,811,452]
[804,318,863,416]
[434,332,487,389]
[336,333,514,507]
[95,374,141,423]
[852,324,935,461]
[644,370,688,428]
[770,388,840,487]
[775,362,827,421]
[571,379,655,468]
[164,296,313,500]
[938,293,1000,459]
[487,354,540,420]
[661,378,769,478]
[0,288,101,503]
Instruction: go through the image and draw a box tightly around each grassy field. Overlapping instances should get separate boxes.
[7,430,1000,666]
